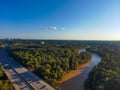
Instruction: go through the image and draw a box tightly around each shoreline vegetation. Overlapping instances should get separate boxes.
[58,60,91,84]
[85,42,120,90]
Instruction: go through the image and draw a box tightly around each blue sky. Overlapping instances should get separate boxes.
[0,0,120,40]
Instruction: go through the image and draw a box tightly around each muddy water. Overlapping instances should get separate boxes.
[60,49,101,90]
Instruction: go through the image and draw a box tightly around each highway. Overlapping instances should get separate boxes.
[0,49,33,90]
[0,46,55,90]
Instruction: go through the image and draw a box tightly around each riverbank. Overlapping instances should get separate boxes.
[58,60,91,84]
[59,54,102,90]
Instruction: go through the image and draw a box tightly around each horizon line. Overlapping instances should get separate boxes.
[0,38,120,41]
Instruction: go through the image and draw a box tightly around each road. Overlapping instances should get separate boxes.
[0,49,33,90]
[0,46,55,90]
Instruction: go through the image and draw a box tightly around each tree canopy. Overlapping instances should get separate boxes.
[8,40,92,86]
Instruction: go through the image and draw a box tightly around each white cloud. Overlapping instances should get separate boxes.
[48,26,57,30]
[61,27,64,30]
[41,26,65,30]
[42,26,57,30]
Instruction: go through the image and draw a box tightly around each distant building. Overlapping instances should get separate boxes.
[87,45,91,48]
[41,41,45,45]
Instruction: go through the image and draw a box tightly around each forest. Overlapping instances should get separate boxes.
[85,41,120,90]
[1,40,120,90]
[8,40,92,86]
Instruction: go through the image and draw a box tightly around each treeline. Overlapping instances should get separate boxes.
[85,41,120,90]
[8,40,92,86]
[0,41,5,48]
[0,66,14,90]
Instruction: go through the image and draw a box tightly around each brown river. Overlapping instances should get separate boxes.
[60,49,102,90]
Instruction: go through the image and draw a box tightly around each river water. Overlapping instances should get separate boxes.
[60,49,102,90]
